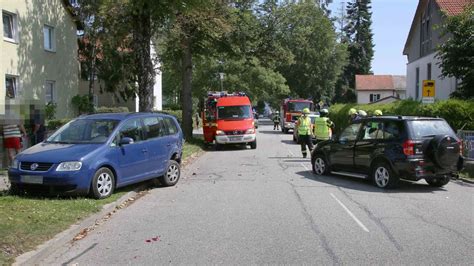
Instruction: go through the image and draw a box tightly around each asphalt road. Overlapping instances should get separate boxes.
[40,120,473,265]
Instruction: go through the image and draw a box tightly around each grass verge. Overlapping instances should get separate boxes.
[0,139,205,265]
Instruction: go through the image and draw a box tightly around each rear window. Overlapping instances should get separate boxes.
[408,120,455,139]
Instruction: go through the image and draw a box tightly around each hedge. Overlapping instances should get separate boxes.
[329,99,474,134]
[95,106,129,113]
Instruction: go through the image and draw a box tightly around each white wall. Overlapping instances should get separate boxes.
[357,91,397,104]
[406,52,457,100]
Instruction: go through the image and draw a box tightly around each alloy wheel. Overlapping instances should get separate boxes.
[314,158,326,175]
[167,164,179,183]
[375,166,390,188]
[97,172,112,197]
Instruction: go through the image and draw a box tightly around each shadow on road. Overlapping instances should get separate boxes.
[281,140,297,145]
[295,170,447,193]
[258,129,283,135]
[207,144,251,152]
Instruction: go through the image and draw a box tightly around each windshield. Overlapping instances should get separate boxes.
[217,105,251,120]
[408,120,455,139]
[288,102,312,112]
[47,119,119,144]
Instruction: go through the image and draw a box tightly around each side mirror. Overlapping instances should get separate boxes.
[119,137,134,146]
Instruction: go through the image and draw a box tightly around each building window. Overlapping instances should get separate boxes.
[420,2,432,57]
[3,11,18,42]
[5,76,17,99]
[45,81,55,103]
[415,67,420,99]
[427,63,432,80]
[43,25,55,51]
[370,94,381,103]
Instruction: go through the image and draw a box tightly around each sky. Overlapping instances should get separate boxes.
[330,0,418,75]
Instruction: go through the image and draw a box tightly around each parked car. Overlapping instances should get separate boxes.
[8,112,184,198]
[311,116,463,188]
[293,113,319,143]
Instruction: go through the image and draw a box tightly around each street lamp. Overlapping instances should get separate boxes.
[219,72,225,91]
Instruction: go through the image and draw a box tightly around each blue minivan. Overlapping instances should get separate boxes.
[8,112,184,199]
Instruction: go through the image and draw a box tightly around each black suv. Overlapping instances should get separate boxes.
[311,116,463,188]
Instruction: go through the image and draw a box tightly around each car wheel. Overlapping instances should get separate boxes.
[90,167,115,199]
[9,183,23,196]
[159,160,181,187]
[426,177,450,187]
[250,140,257,149]
[372,162,399,189]
[312,155,329,175]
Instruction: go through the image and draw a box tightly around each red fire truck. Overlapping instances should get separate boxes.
[280,98,314,133]
[202,92,257,149]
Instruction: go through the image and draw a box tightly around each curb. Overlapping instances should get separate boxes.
[459,177,474,184]
[13,186,146,266]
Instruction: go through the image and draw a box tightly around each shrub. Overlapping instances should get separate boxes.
[329,99,474,134]
[46,118,72,130]
[45,102,57,120]
[160,110,182,124]
[95,106,129,113]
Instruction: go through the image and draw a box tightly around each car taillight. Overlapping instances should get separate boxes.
[403,140,415,156]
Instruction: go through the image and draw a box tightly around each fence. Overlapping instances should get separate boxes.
[457,130,474,160]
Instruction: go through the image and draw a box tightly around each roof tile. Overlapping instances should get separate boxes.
[435,0,472,16]
[355,75,407,91]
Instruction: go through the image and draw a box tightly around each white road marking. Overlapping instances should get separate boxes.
[330,193,370,232]
[300,163,309,171]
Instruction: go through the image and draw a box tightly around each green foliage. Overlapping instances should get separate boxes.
[44,102,57,120]
[277,2,347,101]
[46,119,72,131]
[437,4,474,99]
[160,110,182,124]
[95,106,129,113]
[329,99,474,135]
[71,95,94,115]
[335,0,374,103]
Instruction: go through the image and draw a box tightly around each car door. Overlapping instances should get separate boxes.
[143,116,168,176]
[354,120,384,174]
[329,123,361,171]
[113,118,149,184]
[163,117,182,159]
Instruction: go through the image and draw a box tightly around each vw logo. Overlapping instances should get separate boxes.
[30,163,39,171]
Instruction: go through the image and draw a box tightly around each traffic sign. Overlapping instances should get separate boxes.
[422,80,435,97]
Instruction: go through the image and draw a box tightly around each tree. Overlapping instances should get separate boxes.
[160,1,232,139]
[335,0,374,103]
[277,2,347,103]
[437,4,474,99]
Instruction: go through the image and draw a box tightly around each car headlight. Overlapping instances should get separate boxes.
[216,130,225,135]
[56,161,82,171]
[11,159,18,169]
[245,128,255,134]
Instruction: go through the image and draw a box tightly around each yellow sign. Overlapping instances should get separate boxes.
[422,80,435,97]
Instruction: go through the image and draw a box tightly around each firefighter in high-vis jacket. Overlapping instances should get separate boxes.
[313,108,335,142]
[296,108,313,158]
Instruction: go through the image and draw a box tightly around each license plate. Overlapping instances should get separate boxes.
[229,136,242,141]
[21,175,43,184]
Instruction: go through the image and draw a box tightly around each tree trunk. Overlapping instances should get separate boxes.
[181,36,193,140]
[133,4,155,112]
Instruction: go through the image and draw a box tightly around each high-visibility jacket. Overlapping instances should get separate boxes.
[297,116,312,135]
[314,117,332,140]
